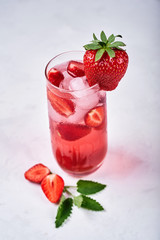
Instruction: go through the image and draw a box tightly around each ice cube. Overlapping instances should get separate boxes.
[69,77,90,97]
[67,106,87,124]
[69,77,88,90]
[59,71,72,90]
[77,92,100,110]
[68,77,100,110]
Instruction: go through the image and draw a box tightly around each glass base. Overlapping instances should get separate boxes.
[57,160,105,177]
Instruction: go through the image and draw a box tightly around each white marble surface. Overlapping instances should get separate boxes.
[0,0,160,239]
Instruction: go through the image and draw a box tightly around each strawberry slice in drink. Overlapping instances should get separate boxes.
[67,61,85,77]
[24,164,51,183]
[84,106,105,128]
[47,68,64,87]
[57,123,91,141]
[47,89,75,117]
[41,174,64,203]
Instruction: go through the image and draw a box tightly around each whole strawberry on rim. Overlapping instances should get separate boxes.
[83,31,129,91]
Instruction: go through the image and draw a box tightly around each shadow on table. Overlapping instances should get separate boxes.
[99,147,147,179]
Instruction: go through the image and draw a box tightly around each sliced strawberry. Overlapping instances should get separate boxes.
[41,174,64,203]
[48,68,64,87]
[57,123,91,141]
[67,61,85,77]
[47,89,75,117]
[24,164,50,183]
[84,106,105,128]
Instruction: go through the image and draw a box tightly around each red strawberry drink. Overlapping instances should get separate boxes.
[45,51,107,175]
[45,32,128,175]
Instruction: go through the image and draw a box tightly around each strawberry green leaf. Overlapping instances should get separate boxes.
[108,34,115,43]
[95,48,105,61]
[110,41,126,48]
[55,198,73,228]
[83,43,101,50]
[100,31,107,43]
[106,47,115,58]
[83,31,126,60]
[77,180,106,195]
[73,195,83,208]
[81,195,104,211]
[91,39,101,44]
[93,33,98,40]
[115,34,122,38]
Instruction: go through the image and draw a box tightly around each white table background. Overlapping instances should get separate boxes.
[0,0,160,239]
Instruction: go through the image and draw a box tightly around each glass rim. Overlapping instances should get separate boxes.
[45,50,100,94]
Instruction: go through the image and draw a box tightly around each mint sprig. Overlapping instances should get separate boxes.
[55,197,73,228]
[81,195,104,211]
[73,195,83,208]
[77,180,106,195]
[83,30,126,61]
[55,179,106,228]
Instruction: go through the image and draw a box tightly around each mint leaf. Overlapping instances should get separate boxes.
[73,195,83,208]
[55,198,73,228]
[100,31,107,43]
[81,195,104,211]
[95,48,105,61]
[77,180,106,195]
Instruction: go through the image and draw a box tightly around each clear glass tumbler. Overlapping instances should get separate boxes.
[45,51,107,175]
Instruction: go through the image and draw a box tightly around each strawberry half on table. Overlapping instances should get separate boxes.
[83,31,129,91]
[24,163,51,183]
[41,174,64,203]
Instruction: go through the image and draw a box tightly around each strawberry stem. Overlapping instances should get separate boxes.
[83,31,126,60]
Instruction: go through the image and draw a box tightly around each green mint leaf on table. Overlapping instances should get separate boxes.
[81,195,104,211]
[77,180,106,195]
[73,195,83,208]
[55,198,73,228]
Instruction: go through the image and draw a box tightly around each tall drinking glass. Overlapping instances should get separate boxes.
[45,51,107,175]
